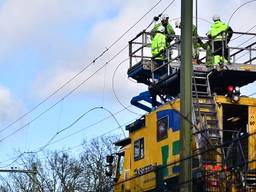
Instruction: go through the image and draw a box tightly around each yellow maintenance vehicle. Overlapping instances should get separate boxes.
[106,30,256,191]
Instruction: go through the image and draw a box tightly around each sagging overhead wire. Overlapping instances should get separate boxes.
[47,106,133,146]
[38,107,105,152]
[38,106,125,152]
[0,114,136,168]
[0,0,165,135]
[0,94,134,167]
[112,58,142,116]
[0,48,128,143]
[228,0,256,25]
[57,125,123,154]
[228,0,256,44]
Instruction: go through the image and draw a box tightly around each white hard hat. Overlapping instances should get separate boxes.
[175,19,181,28]
[157,25,165,33]
[212,14,220,21]
[161,14,169,20]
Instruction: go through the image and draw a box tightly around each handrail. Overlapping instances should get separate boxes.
[230,41,256,57]
[245,56,256,64]
[129,30,256,72]
[233,31,256,36]
[128,30,150,44]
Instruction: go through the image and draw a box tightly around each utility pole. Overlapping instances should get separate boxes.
[0,163,38,192]
[180,0,193,191]
[32,162,37,192]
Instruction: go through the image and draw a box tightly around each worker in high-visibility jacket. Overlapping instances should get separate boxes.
[198,39,214,67]
[150,25,167,107]
[207,15,233,65]
[151,25,167,66]
[175,19,200,62]
[151,14,175,45]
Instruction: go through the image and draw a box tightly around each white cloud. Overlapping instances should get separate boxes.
[1,0,256,169]
[33,0,256,100]
[0,0,122,57]
[32,0,159,100]
[2,0,255,102]
[0,84,22,124]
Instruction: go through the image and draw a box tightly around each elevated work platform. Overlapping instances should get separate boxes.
[128,31,256,99]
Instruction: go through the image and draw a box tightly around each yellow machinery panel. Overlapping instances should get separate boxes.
[112,96,256,192]
[249,106,256,170]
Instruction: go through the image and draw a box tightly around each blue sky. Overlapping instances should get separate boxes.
[0,0,255,167]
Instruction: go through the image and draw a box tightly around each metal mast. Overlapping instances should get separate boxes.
[180,0,193,191]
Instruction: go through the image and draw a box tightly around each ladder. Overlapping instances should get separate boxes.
[192,70,224,163]
[245,170,256,191]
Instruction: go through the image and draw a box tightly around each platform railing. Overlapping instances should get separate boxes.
[128,31,256,80]
[229,32,256,64]
[128,31,152,68]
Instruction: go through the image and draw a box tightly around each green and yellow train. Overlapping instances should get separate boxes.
[105,31,256,191]
[107,96,256,191]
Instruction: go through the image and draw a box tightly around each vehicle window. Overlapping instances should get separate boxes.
[134,138,144,161]
[157,116,168,141]
[117,153,124,176]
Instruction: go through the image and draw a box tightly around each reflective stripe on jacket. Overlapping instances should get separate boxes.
[151,32,167,60]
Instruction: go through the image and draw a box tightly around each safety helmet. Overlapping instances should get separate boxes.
[157,25,165,33]
[212,14,220,21]
[175,19,181,28]
[161,14,169,21]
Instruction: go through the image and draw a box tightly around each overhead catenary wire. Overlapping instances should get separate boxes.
[1,0,254,140]
[0,49,128,143]
[225,25,256,63]
[248,91,256,97]
[230,24,256,42]
[0,0,165,135]
[2,102,255,184]
[83,130,256,187]
[111,0,164,47]
[0,0,184,162]
[4,0,256,169]
[1,3,255,188]
[0,115,136,168]
[145,0,176,30]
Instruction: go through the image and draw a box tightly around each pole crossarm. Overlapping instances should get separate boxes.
[0,169,37,174]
